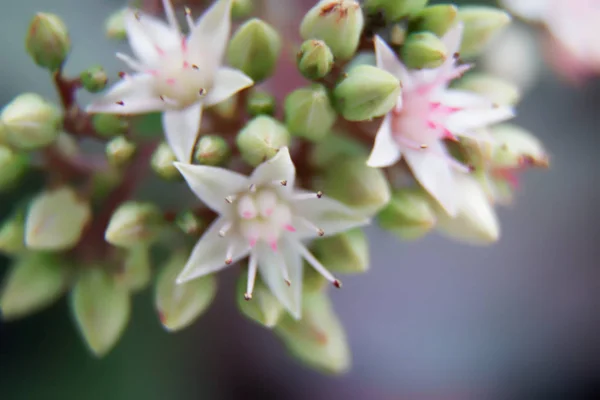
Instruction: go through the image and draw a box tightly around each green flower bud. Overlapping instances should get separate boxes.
[390,24,407,46]
[364,0,428,21]
[323,156,391,214]
[194,135,230,166]
[0,208,26,255]
[25,13,70,71]
[297,40,334,80]
[25,186,92,251]
[246,91,276,117]
[284,84,336,142]
[402,31,447,69]
[343,51,376,73]
[175,210,204,236]
[71,268,131,357]
[377,188,436,240]
[105,202,164,248]
[54,132,79,158]
[92,113,129,138]
[231,0,254,19]
[227,18,281,82]
[0,145,29,191]
[302,260,328,293]
[80,65,108,93]
[310,132,367,169]
[410,5,458,37]
[0,93,62,151]
[115,246,151,292]
[458,6,511,58]
[106,136,136,168]
[208,95,238,119]
[90,168,121,201]
[275,292,350,374]
[151,142,181,181]
[236,116,290,166]
[155,251,217,331]
[453,73,520,106]
[312,228,369,274]
[333,65,401,121]
[491,124,548,169]
[237,272,284,328]
[300,0,364,60]
[105,8,127,40]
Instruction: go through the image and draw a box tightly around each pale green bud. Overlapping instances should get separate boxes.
[194,135,230,166]
[333,65,401,121]
[115,246,151,292]
[0,145,29,191]
[453,73,520,106]
[92,113,129,138]
[106,135,136,167]
[459,6,511,58]
[284,84,336,142]
[208,95,238,119]
[80,65,108,93]
[71,268,131,357]
[491,124,549,169]
[155,251,217,331]
[377,188,436,240]
[343,52,376,73]
[151,142,181,181]
[25,13,71,71]
[105,8,127,40]
[402,32,448,69]
[0,93,61,151]
[231,0,253,19]
[297,40,334,80]
[175,210,204,236]
[105,202,164,248]
[364,0,428,21]
[312,228,369,274]
[236,272,284,328]
[390,24,407,46]
[410,5,458,37]
[0,208,26,255]
[25,186,92,251]
[227,18,281,82]
[0,252,68,321]
[323,156,391,214]
[90,169,121,200]
[300,0,364,60]
[246,91,276,117]
[54,132,79,158]
[236,116,290,166]
[302,260,328,293]
[275,292,350,374]
[310,132,368,169]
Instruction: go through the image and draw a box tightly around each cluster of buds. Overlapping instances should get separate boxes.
[0,0,549,372]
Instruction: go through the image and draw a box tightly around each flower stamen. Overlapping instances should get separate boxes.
[245,253,258,301]
[292,240,340,288]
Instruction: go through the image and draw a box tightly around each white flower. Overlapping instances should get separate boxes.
[87,0,253,162]
[174,147,369,319]
[366,24,514,216]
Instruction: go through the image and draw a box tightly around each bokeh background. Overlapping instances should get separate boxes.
[1,1,599,399]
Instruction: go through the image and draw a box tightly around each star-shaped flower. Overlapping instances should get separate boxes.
[174,147,369,319]
[87,0,253,162]
[366,24,514,216]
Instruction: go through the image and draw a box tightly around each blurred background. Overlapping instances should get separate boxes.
[1,0,598,399]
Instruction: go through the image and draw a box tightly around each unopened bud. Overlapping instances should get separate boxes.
[310,133,367,169]
[104,201,164,248]
[116,246,151,292]
[453,73,520,106]
[364,0,428,21]
[402,31,447,69]
[151,142,181,181]
[297,40,334,80]
[390,24,407,46]
[491,124,548,169]
[105,8,127,40]
[284,84,336,142]
[0,208,26,255]
[231,0,253,19]
[246,91,276,117]
[80,65,108,93]
[106,136,136,167]
[25,13,70,71]
[312,228,369,274]
[175,210,204,236]
[377,188,436,240]
[0,93,61,151]
[459,6,511,58]
[236,116,290,166]
[208,95,238,119]
[300,0,364,60]
[227,18,281,82]
[334,65,401,121]
[92,113,129,138]
[0,146,28,191]
[194,135,230,166]
[237,272,284,328]
[410,4,458,37]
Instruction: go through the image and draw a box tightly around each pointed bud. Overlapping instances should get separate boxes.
[227,18,281,82]
[390,24,407,46]
[459,6,511,58]
[275,292,350,374]
[364,0,428,21]
[323,156,391,214]
[25,186,91,251]
[80,65,108,93]
[0,146,29,191]
[410,4,458,37]
[115,246,151,292]
[0,208,26,255]
[236,116,290,166]
[310,133,368,169]
[25,13,70,71]
[312,228,369,274]
[155,251,217,331]
[402,31,448,69]
[92,113,129,138]
[246,91,276,117]
[105,8,127,40]
[175,211,205,236]
[71,268,131,357]
[106,136,136,168]
[194,135,230,166]
[236,272,284,328]
[105,202,164,248]
[300,0,364,60]
[491,124,548,169]
[151,142,182,181]
[284,84,336,142]
[231,0,253,19]
[334,65,400,121]
[0,93,61,151]
[377,188,436,240]
[297,40,334,80]
[208,95,238,120]
[453,73,520,106]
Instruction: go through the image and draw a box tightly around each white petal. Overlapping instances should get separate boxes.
[403,143,458,216]
[163,103,203,162]
[446,106,515,133]
[204,67,254,107]
[374,35,412,87]
[174,162,250,215]
[442,23,464,57]
[176,217,249,283]
[367,113,401,168]
[161,0,180,32]
[250,146,296,191]
[124,9,180,66]
[499,0,548,21]
[438,89,492,109]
